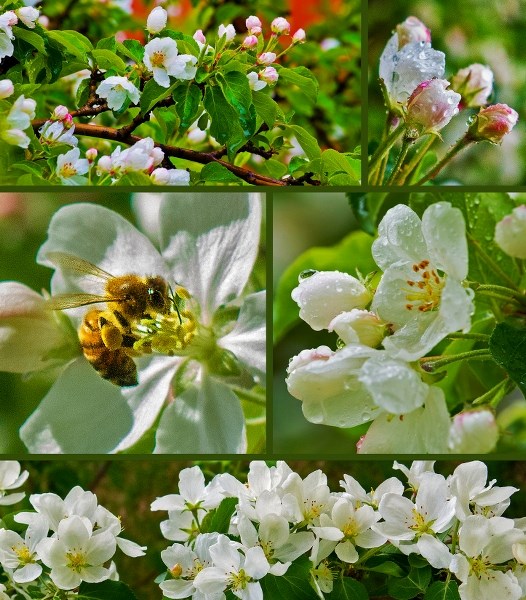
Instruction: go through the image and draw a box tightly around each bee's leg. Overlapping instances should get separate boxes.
[99,315,123,350]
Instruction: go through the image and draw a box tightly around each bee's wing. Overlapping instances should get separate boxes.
[47,293,114,310]
[45,252,114,280]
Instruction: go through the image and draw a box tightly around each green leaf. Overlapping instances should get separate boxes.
[201,497,238,534]
[140,79,177,115]
[76,77,90,109]
[116,172,153,186]
[12,25,47,55]
[366,561,406,577]
[388,566,432,600]
[119,39,145,62]
[489,318,526,397]
[97,36,117,52]
[78,580,138,600]
[203,85,245,158]
[47,30,92,62]
[216,71,256,137]
[327,578,369,600]
[172,83,202,133]
[277,66,319,105]
[91,49,127,73]
[252,91,282,128]
[287,125,322,161]
[321,149,360,184]
[424,580,461,600]
[274,230,376,343]
[260,556,319,600]
[200,162,245,184]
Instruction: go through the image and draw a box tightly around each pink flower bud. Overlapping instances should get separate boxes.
[242,35,258,49]
[86,148,98,162]
[0,79,14,99]
[292,28,306,43]
[495,205,526,259]
[257,52,276,65]
[468,103,518,144]
[63,114,74,129]
[448,410,498,453]
[51,105,69,121]
[396,16,431,49]
[451,63,493,108]
[271,17,290,35]
[246,15,262,33]
[193,29,206,45]
[250,26,262,36]
[405,79,460,138]
[259,66,279,84]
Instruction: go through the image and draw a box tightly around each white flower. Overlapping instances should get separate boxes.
[39,120,78,147]
[96,76,141,111]
[0,11,17,38]
[247,71,266,91]
[291,270,372,331]
[495,205,526,259]
[329,309,388,347]
[392,461,436,491]
[406,79,460,137]
[171,54,198,81]
[144,37,182,88]
[451,63,493,107]
[448,410,498,454]
[449,515,524,600]
[0,32,14,61]
[20,194,264,454]
[194,535,270,600]
[146,6,167,34]
[379,37,445,105]
[0,516,48,583]
[6,95,35,129]
[93,505,146,557]
[150,167,190,185]
[0,78,13,98]
[281,469,331,526]
[371,202,474,361]
[340,473,404,508]
[218,24,236,42]
[0,283,69,374]
[56,148,89,182]
[16,6,39,28]
[0,461,28,505]
[36,516,117,590]
[107,137,164,175]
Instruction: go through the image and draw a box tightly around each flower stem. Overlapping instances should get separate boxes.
[472,378,514,406]
[397,133,438,184]
[446,332,490,341]
[414,136,473,185]
[386,137,413,185]
[420,348,492,372]
[368,121,406,179]
[472,283,526,305]
[354,545,387,567]
[229,384,266,406]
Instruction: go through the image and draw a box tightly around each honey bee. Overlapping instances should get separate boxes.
[46,252,172,387]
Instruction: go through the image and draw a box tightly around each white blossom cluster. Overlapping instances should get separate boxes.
[152,462,526,600]
[0,461,144,595]
[285,201,501,454]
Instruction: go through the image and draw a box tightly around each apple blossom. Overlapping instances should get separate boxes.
[328,309,388,347]
[395,16,431,48]
[448,409,499,454]
[218,23,236,42]
[340,473,404,508]
[242,35,258,49]
[0,461,29,505]
[0,517,48,583]
[146,5,168,34]
[259,66,279,84]
[271,17,290,35]
[150,167,190,185]
[451,63,494,107]
[144,37,186,88]
[16,6,39,28]
[258,52,277,65]
[246,16,262,34]
[56,148,89,182]
[39,120,78,147]
[96,76,141,111]
[371,202,474,361]
[0,78,13,98]
[85,147,98,162]
[468,103,519,144]
[292,29,306,43]
[405,79,460,138]
[247,71,266,91]
[0,11,17,38]
[50,105,70,121]
[495,205,526,259]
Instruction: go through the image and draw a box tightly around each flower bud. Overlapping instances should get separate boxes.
[16,6,39,28]
[218,23,236,42]
[193,29,206,45]
[246,16,262,34]
[97,155,113,173]
[395,16,431,49]
[246,71,266,91]
[257,52,276,65]
[0,79,14,99]
[468,103,518,144]
[329,309,387,348]
[495,205,526,259]
[448,409,498,454]
[2,129,30,148]
[292,28,306,43]
[271,17,290,35]
[513,543,526,565]
[405,79,460,138]
[85,147,98,162]
[51,105,69,121]
[259,66,279,84]
[242,35,258,49]
[20,97,37,116]
[146,6,168,34]
[451,63,493,108]
[291,270,372,331]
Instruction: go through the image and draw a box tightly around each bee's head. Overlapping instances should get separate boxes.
[146,276,170,314]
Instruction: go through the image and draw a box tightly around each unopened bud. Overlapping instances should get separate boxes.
[16,6,39,28]
[0,79,14,99]
[271,17,290,35]
[51,105,69,121]
[395,16,431,49]
[405,79,460,138]
[218,23,236,42]
[97,155,113,173]
[468,103,518,144]
[246,16,262,34]
[257,52,276,65]
[292,28,306,43]
[242,35,258,49]
[193,29,206,45]
[451,63,493,108]
[329,310,387,348]
[85,148,98,162]
[448,409,498,454]
[259,66,279,84]
[146,6,168,34]
[495,205,526,259]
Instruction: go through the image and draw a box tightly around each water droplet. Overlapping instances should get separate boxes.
[361,410,371,422]
[336,287,343,293]
[299,269,317,281]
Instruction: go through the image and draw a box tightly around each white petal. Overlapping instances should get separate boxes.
[219,291,266,386]
[154,373,246,453]
[159,193,261,323]
[335,539,359,564]
[417,534,452,569]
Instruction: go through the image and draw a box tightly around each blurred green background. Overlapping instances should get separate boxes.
[368,0,526,184]
[9,459,526,598]
[272,192,370,454]
[0,192,266,454]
